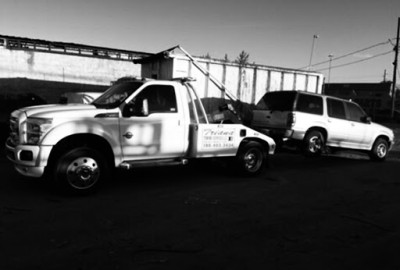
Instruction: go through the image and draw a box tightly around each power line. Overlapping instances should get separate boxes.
[299,38,395,69]
[315,50,393,72]
[309,40,391,68]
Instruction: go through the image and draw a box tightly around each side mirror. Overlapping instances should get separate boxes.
[361,116,372,124]
[122,103,134,117]
[122,99,149,117]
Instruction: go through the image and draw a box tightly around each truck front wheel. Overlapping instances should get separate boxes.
[54,147,109,194]
[236,142,266,176]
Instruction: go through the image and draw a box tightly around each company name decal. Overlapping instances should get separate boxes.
[201,128,235,149]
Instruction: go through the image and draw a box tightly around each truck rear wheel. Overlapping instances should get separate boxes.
[236,142,266,176]
[54,147,109,194]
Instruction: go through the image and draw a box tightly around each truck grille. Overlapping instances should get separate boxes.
[9,116,19,146]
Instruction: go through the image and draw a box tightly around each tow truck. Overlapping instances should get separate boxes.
[5,46,276,194]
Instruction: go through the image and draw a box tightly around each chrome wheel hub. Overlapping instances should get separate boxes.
[244,150,261,172]
[66,157,99,190]
[376,143,387,158]
[309,136,322,153]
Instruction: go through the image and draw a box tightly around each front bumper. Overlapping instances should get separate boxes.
[5,139,52,178]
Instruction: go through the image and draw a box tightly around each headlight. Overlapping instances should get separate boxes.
[26,117,53,145]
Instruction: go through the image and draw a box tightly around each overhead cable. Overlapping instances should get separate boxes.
[315,51,393,72]
[299,38,395,69]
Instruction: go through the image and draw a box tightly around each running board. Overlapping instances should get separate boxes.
[119,158,189,170]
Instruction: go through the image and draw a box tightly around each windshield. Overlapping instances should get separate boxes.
[92,81,144,108]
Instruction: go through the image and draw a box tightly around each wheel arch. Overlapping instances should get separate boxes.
[304,126,328,141]
[372,135,391,150]
[238,138,270,156]
[47,134,115,170]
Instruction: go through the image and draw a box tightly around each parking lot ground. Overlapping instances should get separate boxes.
[1,150,400,270]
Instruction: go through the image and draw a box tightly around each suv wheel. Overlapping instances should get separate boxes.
[303,130,324,157]
[370,138,388,161]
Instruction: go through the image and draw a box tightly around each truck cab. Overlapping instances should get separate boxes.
[6,77,275,194]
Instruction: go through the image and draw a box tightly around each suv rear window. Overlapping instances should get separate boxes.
[296,94,323,115]
[256,91,296,111]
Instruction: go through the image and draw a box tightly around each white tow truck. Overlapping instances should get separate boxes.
[5,47,275,194]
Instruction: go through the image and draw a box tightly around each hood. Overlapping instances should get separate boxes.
[370,121,394,139]
[16,104,115,119]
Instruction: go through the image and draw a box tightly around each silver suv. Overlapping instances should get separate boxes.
[252,91,394,161]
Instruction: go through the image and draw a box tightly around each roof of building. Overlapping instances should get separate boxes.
[0,34,153,61]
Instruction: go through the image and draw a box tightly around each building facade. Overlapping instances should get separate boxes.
[324,82,400,121]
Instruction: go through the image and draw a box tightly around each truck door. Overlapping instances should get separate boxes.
[119,84,185,161]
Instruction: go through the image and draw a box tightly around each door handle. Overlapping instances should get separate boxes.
[123,132,133,139]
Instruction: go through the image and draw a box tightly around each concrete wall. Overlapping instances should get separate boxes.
[0,78,109,123]
[0,47,141,85]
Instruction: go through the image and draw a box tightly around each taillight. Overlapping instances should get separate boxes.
[287,112,296,128]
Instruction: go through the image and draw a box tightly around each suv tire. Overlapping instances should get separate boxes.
[303,130,325,157]
[370,138,388,161]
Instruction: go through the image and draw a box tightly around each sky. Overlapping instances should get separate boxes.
[0,0,399,83]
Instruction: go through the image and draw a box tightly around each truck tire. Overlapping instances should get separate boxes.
[54,147,109,194]
[236,141,266,176]
[303,130,324,157]
[369,138,388,161]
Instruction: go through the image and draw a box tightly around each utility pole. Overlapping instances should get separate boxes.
[308,34,319,70]
[391,17,400,119]
[328,54,334,83]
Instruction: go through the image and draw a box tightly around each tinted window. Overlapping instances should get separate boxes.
[256,91,296,111]
[296,94,323,115]
[346,102,366,122]
[132,85,177,114]
[327,98,346,119]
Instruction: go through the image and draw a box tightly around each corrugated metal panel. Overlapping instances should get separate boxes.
[224,65,240,99]
[208,64,224,98]
[254,69,269,103]
[269,71,282,92]
[140,54,324,104]
[238,67,254,103]
[296,74,307,90]
[283,73,294,90]
[307,76,318,92]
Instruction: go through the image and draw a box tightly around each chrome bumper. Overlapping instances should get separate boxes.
[5,139,52,178]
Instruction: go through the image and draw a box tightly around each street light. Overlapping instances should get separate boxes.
[308,34,319,70]
[328,54,334,83]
